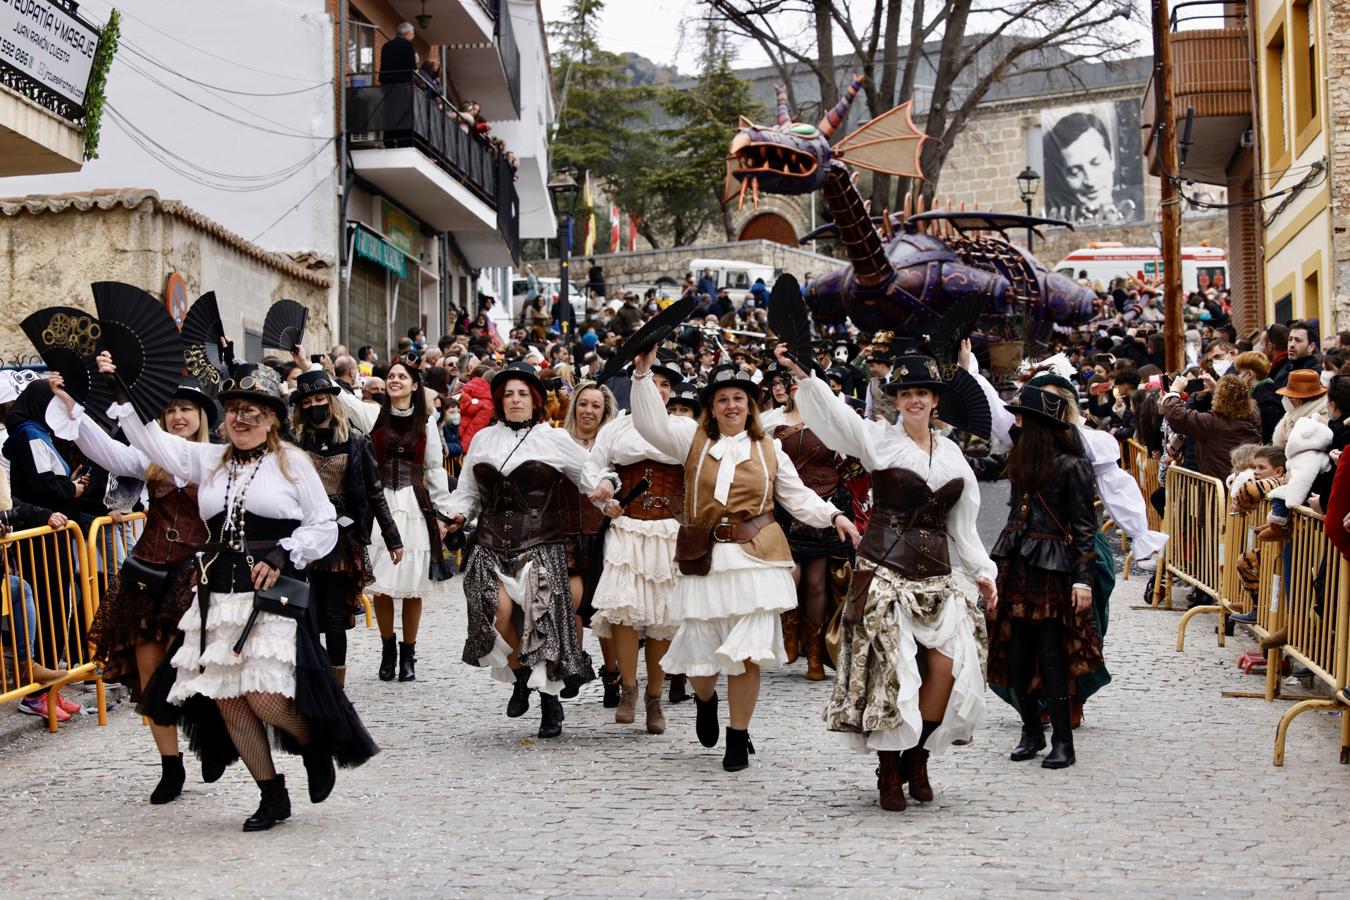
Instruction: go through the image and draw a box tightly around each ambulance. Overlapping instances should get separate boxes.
[1053,243,1229,294]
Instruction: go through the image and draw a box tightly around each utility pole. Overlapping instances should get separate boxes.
[1152,0,1184,373]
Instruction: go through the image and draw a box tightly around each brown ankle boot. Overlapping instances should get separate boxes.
[904,748,933,802]
[644,693,666,734]
[615,683,638,724]
[782,609,800,663]
[876,751,906,811]
[804,623,827,681]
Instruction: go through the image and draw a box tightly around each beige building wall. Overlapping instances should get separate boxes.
[1327,0,1350,326]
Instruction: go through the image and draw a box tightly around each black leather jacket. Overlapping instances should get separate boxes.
[990,452,1097,585]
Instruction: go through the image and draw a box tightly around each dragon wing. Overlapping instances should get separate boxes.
[832,101,928,179]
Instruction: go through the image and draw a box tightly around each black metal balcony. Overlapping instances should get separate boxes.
[494,0,521,116]
[345,75,519,263]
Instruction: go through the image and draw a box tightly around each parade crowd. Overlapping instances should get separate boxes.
[10,264,1350,830]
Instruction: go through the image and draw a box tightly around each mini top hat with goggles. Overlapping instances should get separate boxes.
[1005,384,1073,430]
[667,381,702,415]
[289,369,342,405]
[882,355,946,395]
[699,363,759,404]
[219,363,288,420]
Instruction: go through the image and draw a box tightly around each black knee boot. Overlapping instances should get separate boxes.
[242,775,292,832]
[538,692,564,739]
[1042,696,1076,768]
[150,753,185,804]
[1010,692,1047,761]
[398,641,416,682]
[507,667,532,718]
[378,636,397,681]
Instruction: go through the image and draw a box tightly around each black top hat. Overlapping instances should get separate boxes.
[491,360,544,396]
[289,369,342,405]
[667,381,702,415]
[824,365,851,387]
[173,376,220,428]
[1005,384,1073,430]
[882,355,946,395]
[700,363,759,404]
[218,363,288,420]
[866,350,893,366]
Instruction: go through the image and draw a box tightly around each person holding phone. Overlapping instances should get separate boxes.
[288,371,403,686]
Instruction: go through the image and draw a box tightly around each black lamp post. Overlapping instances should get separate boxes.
[1017,166,1040,252]
[547,169,581,335]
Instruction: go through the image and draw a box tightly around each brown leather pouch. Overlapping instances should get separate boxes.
[674,524,714,577]
[842,566,876,625]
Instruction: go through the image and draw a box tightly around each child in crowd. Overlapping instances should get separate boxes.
[1260,418,1333,542]
[1226,444,1261,512]
[1232,446,1288,622]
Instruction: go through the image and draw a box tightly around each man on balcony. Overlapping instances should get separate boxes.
[380,22,418,86]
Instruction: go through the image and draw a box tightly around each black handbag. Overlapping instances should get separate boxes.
[119,556,170,595]
[232,575,311,655]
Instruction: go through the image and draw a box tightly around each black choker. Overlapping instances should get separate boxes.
[503,418,534,431]
[234,444,267,463]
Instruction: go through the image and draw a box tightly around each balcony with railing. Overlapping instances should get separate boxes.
[1142,2,1253,187]
[346,74,520,265]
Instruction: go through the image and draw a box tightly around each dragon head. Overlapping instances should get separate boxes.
[726,78,864,204]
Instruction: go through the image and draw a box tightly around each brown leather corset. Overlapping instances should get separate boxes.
[774,424,840,496]
[133,482,208,565]
[474,460,565,552]
[615,461,684,521]
[559,482,606,536]
[858,467,964,579]
[378,456,421,492]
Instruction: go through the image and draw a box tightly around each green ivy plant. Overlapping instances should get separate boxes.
[83,8,121,161]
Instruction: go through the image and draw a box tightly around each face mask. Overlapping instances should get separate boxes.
[1321,370,1334,387]
[448,412,461,425]
[1211,359,1232,377]
[1282,397,1296,414]
[302,405,330,427]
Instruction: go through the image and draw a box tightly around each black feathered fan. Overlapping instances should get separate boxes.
[596,295,697,385]
[766,273,823,377]
[87,281,186,424]
[262,298,308,352]
[936,367,992,440]
[21,306,101,404]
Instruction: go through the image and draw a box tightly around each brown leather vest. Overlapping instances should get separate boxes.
[615,461,684,521]
[683,429,790,563]
[858,467,964,578]
[773,423,840,496]
[132,481,208,565]
[474,460,565,552]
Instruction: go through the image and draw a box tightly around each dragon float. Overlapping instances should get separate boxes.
[726,76,1097,369]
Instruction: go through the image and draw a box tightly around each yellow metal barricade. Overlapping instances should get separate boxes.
[0,523,107,732]
[85,513,147,613]
[1126,439,1163,534]
[1271,506,1350,765]
[1154,466,1225,615]
[1178,498,1274,652]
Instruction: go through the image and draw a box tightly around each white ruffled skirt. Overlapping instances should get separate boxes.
[591,515,680,641]
[168,590,296,703]
[660,545,797,677]
[370,485,451,600]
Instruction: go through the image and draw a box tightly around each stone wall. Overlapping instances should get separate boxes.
[0,191,333,363]
[1329,0,1350,328]
[526,239,843,289]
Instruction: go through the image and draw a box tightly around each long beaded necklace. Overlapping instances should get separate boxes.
[220,446,268,553]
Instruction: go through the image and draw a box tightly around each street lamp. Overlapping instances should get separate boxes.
[547,168,581,335]
[1016,166,1040,253]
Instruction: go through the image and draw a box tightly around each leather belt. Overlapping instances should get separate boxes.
[711,511,776,543]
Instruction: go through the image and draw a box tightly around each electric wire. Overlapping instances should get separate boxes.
[118,41,332,96]
[251,165,341,243]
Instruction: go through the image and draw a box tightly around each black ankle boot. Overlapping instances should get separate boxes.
[668,673,691,704]
[722,727,755,772]
[242,775,292,832]
[694,692,720,748]
[150,753,185,804]
[506,667,532,718]
[1010,691,1047,762]
[600,666,621,708]
[378,636,397,681]
[398,641,416,682]
[1042,696,1076,769]
[538,692,564,739]
[302,746,336,804]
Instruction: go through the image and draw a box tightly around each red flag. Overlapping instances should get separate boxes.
[627,212,640,252]
[609,204,620,253]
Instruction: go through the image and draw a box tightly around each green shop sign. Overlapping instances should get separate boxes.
[355,228,408,277]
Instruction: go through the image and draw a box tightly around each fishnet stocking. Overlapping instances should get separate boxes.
[216,692,311,781]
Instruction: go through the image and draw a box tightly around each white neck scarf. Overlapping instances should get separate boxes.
[706,430,753,505]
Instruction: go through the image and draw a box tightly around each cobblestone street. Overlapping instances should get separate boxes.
[3,487,1350,896]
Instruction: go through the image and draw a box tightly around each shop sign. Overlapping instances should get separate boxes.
[0,0,100,106]
[380,200,418,257]
[355,227,408,277]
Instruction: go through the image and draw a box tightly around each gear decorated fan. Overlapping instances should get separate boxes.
[20,306,102,404]
[262,298,308,352]
[87,281,186,424]
[180,291,228,396]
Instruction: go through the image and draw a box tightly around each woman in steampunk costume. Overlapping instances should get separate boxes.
[629,351,859,772]
[288,370,402,686]
[584,359,687,733]
[446,363,611,739]
[46,375,217,804]
[780,348,997,813]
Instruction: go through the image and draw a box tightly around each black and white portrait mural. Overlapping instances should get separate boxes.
[1041,101,1144,225]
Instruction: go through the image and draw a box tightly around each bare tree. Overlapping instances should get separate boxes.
[700,0,1138,209]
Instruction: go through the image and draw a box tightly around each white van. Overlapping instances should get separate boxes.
[1054,244,1229,294]
[686,258,776,294]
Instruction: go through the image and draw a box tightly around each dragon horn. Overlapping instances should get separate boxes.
[818,74,864,139]
[774,84,790,125]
